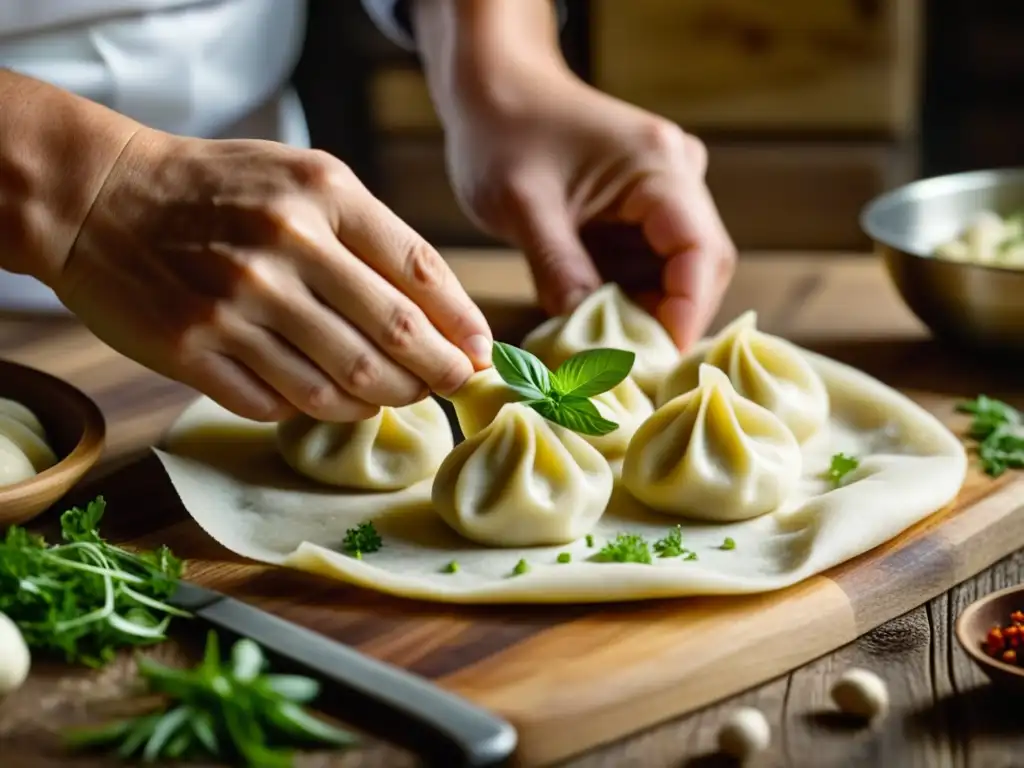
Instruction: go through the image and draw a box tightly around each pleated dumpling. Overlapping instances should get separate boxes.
[657,311,829,443]
[623,364,802,522]
[277,398,454,491]
[432,403,614,547]
[446,367,654,460]
[523,284,679,397]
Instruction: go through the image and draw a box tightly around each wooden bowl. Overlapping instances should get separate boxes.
[0,359,105,527]
[954,583,1024,690]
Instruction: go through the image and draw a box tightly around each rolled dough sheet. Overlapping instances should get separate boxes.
[154,347,968,604]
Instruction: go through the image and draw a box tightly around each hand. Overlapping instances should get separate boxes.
[57,130,493,422]
[443,67,736,350]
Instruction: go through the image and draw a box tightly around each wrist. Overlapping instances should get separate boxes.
[0,72,142,285]
[412,0,573,127]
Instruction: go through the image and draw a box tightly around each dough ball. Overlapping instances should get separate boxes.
[717,706,771,759]
[830,667,889,720]
[432,402,613,547]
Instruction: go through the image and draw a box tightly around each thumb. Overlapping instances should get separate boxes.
[513,198,602,317]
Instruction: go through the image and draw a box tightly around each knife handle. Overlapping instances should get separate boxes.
[199,598,517,767]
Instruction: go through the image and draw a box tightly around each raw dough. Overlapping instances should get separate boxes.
[447,367,653,459]
[0,434,38,486]
[431,403,614,547]
[622,364,802,522]
[523,283,679,397]
[657,311,830,443]
[276,399,453,491]
[154,330,967,604]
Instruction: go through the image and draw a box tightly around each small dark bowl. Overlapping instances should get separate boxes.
[955,584,1024,690]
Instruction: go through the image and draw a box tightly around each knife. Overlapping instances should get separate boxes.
[170,581,517,767]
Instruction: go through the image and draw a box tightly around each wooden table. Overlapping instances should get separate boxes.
[2,250,1022,768]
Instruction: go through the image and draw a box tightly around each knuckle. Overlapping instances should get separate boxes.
[402,240,447,292]
[432,358,471,396]
[291,151,333,190]
[382,305,424,352]
[344,352,380,394]
[299,382,337,415]
[246,398,292,423]
[683,133,708,175]
[637,118,688,157]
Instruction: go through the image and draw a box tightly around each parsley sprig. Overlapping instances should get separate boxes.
[956,395,1024,477]
[596,533,652,564]
[64,631,354,766]
[341,522,382,559]
[825,453,859,487]
[491,342,635,437]
[0,496,188,667]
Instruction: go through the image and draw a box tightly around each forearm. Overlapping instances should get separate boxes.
[0,69,141,284]
[410,0,570,128]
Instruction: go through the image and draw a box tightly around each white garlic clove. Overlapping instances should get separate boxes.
[0,611,30,696]
[717,706,771,759]
[830,667,889,720]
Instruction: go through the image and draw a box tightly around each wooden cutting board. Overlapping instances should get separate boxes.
[9,253,1024,767]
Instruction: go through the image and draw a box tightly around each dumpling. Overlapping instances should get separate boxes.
[446,367,653,460]
[0,397,46,439]
[622,364,802,522]
[432,402,613,547]
[586,376,654,459]
[0,413,57,473]
[523,283,679,397]
[0,434,38,487]
[277,398,454,491]
[656,311,829,443]
[446,367,521,439]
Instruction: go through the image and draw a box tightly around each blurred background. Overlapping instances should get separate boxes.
[292,0,1024,254]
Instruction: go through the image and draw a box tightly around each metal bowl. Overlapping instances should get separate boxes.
[860,167,1024,352]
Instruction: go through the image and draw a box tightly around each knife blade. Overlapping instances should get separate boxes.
[170,581,517,767]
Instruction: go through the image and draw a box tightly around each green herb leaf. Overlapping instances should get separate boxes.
[597,533,652,564]
[512,559,530,576]
[442,560,459,574]
[557,552,572,564]
[342,522,382,556]
[956,396,1024,477]
[550,349,635,398]
[684,551,699,561]
[531,396,619,437]
[825,453,859,486]
[492,341,551,401]
[720,537,736,551]
[0,496,187,668]
[653,526,685,558]
[585,534,595,548]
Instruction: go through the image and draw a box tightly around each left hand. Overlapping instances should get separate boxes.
[443,67,737,351]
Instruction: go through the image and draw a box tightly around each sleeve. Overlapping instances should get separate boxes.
[360,0,568,51]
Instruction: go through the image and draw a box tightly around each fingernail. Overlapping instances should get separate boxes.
[463,334,492,368]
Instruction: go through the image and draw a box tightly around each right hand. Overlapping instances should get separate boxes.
[57,129,493,423]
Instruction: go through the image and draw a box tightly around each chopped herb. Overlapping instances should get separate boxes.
[826,453,859,486]
[596,533,652,564]
[585,534,595,548]
[684,551,699,561]
[720,537,736,551]
[342,522,382,557]
[443,560,459,574]
[653,526,685,558]
[64,631,353,764]
[957,395,1024,477]
[557,552,572,564]
[512,559,530,576]
[0,496,188,668]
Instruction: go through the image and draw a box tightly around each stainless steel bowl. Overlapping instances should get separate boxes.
[860,167,1024,352]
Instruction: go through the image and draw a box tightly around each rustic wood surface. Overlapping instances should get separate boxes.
[1,251,1023,768]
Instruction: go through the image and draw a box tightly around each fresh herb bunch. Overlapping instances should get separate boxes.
[957,395,1024,477]
[597,533,652,564]
[491,341,636,437]
[653,526,686,558]
[64,631,354,767]
[825,453,859,487]
[0,496,188,667]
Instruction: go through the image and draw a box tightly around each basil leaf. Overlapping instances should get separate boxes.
[531,396,619,436]
[551,348,635,398]
[492,341,551,400]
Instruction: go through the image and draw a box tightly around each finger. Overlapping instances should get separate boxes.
[179,351,295,423]
[297,233,476,397]
[658,248,715,349]
[237,268,428,407]
[508,192,602,317]
[336,189,493,369]
[215,307,379,422]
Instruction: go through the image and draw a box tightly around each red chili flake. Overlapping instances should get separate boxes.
[1011,610,1024,624]
[986,626,1006,655]
[1004,649,1018,665]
